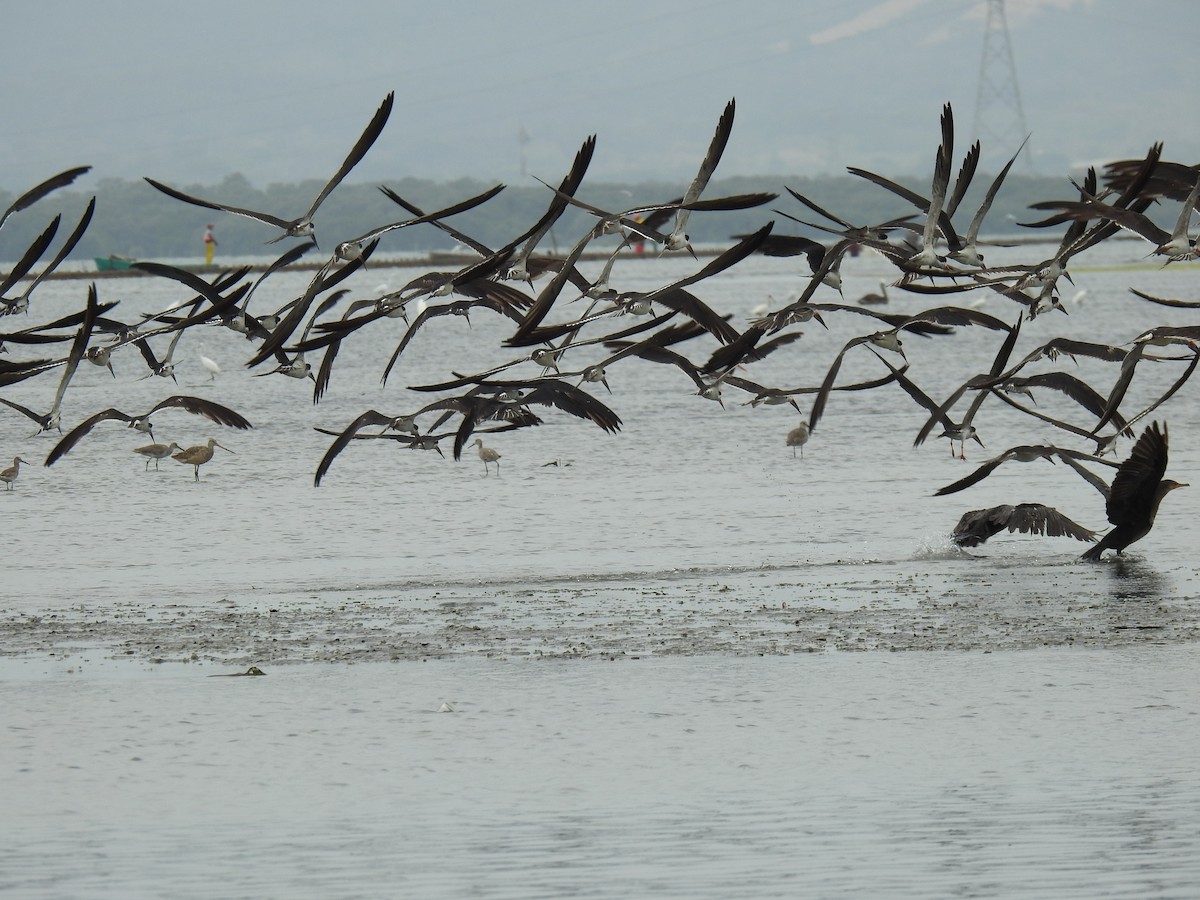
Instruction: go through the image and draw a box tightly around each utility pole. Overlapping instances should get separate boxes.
[517,126,530,177]
[972,0,1033,170]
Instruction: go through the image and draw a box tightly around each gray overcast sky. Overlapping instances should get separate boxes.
[1,0,1195,193]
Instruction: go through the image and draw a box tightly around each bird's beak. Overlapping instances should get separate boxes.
[814,311,828,329]
[216,443,234,454]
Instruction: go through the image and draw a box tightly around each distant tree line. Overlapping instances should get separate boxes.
[0,170,1093,264]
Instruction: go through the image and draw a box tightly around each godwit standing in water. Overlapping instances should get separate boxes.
[133,441,182,471]
[472,438,501,476]
[786,423,810,458]
[43,396,252,467]
[1,456,27,490]
[173,438,233,481]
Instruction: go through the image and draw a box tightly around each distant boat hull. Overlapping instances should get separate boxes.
[94,255,136,271]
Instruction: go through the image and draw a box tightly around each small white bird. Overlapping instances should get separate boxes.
[199,348,221,381]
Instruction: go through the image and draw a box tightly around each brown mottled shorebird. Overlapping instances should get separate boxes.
[786,422,810,458]
[173,438,233,481]
[1,456,27,490]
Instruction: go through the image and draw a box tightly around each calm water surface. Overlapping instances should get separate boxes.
[2,241,1198,896]
[4,649,1200,898]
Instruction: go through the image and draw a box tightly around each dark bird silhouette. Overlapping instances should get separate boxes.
[1027,168,1200,262]
[0,216,61,316]
[0,282,103,432]
[952,504,1098,548]
[332,182,505,263]
[1081,422,1187,560]
[0,166,90,233]
[934,444,1118,497]
[2,197,96,317]
[145,93,394,246]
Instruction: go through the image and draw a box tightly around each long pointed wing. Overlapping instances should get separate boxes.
[50,282,103,423]
[16,197,97,299]
[0,215,60,297]
[143,177,290,230]
[964,135,1029,243]
[303,92,395,220]
[0,166,90,232]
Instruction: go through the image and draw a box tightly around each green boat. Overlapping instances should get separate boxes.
[94,255,136,272]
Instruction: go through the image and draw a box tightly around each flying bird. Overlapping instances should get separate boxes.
[952,503,1097,548]
[145,92,394,246]
[44,396,253,466]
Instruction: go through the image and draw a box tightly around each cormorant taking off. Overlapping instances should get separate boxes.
[952,503,1096,548]
[950,422,1184,557]
[1081,421,1186,561]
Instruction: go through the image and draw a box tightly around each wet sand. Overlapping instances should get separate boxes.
[6,558,1198,668]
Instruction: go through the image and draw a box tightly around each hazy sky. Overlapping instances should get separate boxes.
[2,0,1195,193]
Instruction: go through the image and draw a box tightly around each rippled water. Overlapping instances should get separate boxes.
[2,239,1199,896]
[5,650,1200,898]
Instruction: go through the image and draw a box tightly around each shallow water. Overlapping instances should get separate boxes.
[2,239,1199,896]
[4,649,1200,899]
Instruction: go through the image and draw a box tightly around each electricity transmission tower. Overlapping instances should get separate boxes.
[972,0,1033,170]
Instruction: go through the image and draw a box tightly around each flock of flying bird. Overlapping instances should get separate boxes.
[1,94,1197,562]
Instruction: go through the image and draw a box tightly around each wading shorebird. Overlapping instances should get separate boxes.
[472,438,501,476]
[133,441,182,471]
[1,456,27,490]
[173,438,233,481]
[44,396,252,467]
[786,422,810,458]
